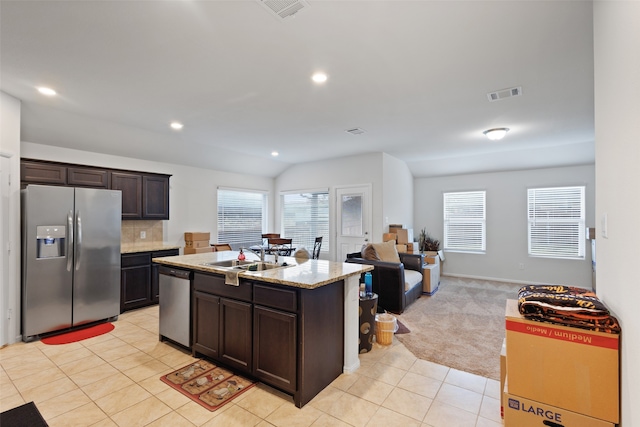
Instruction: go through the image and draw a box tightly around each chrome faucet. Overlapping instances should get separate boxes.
[242,247,265,262]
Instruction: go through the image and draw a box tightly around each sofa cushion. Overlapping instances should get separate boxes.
[361,244,381,261]
[404,269,423,292]
[372,240,401,263]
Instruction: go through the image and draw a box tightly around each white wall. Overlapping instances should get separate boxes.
[1,91,22,345]
[414,165,595,286]
[382,153,414,232]
[594,2,640,426]
[275,152,385,260]
[21,142,275,247]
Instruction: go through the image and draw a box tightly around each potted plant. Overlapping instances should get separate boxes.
[418,228,440,255]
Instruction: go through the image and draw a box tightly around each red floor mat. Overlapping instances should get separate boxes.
[41,322,114,345]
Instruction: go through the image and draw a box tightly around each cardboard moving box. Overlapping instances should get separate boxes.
[183,246,213,254]
[184,232,210,241]
[500,338,507,420]
[505,299,619,423]
[389,227,413,244]
[503,379,615,427]
[383,233,397,242]
[184,240,210,248]
[422,263,439,295]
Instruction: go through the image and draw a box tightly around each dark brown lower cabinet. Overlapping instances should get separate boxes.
[191,271,344,407]
[219,298,252,374]
[192,291,220,359]
[253,305,297,393]
[122,248,179,312]
[121,253,152,312]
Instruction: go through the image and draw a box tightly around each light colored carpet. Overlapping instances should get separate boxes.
[395,276,521,380]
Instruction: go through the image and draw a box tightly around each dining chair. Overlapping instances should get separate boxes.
[268,238,293,256]
[211,243,232,252]
[261,233,280,247]
[312,236,323,259]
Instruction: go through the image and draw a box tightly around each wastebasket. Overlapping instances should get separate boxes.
[359,293,378,353]
[375,313,398,346]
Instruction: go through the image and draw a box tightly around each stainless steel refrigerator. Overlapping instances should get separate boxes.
[21,184,122,341]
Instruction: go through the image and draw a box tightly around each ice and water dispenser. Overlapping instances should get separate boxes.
[36,225,66,259]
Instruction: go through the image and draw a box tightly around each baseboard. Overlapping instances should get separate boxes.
[441,273,554,286]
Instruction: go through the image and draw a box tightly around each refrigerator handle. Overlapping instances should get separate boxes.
[67,210,74,272]
[75,210,82,271]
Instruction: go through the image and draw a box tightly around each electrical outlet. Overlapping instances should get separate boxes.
[518,263,525,270]
[140,231,146,239]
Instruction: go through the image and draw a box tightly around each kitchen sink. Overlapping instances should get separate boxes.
[201,259,291,271]
[201,259,256,268]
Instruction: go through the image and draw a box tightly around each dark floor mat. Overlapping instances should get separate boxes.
[0,401,48,427]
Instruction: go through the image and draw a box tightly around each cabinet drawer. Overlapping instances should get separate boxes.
[193,273,252,302]
[122,253,151,268]
[152,249,179,258]
[254,284,297,313]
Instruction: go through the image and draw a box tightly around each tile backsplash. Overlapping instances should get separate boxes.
[121,220,164,245]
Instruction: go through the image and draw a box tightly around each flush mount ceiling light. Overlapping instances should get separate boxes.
[311,72,328,84]
[37,87,57,96]
[271,151,279,157]
[483,127,510,141]
[170,122,184,130]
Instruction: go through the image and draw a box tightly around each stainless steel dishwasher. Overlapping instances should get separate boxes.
[159,266,192,348]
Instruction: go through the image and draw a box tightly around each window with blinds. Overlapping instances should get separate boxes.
[217,188,267,250]
[443,191,486,253]
[281,190,329,253]
[528,186,585,259]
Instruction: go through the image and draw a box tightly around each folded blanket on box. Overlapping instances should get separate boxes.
[518,285,620,334]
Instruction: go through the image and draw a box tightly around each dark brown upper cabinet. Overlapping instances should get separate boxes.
[110,172,143,219]
[67,166,109,188]
[21,160,67,186]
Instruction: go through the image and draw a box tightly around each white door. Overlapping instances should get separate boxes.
[336,184,372,262]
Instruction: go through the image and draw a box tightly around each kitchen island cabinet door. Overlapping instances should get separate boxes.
[253,305,297,393]
[192,291,220,359]
[219,298,252,374]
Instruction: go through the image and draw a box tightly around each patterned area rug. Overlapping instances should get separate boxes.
[161,360,255,411]
[395,276,521,380]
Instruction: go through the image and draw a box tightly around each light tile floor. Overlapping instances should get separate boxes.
[0,306,504,426]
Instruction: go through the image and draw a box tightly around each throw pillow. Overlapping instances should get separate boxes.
[372,240,400,263]
[361,244,380,261]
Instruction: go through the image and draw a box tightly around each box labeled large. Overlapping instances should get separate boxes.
[503,380,615,427]
[505,299,619,423]
[422,263,439,295]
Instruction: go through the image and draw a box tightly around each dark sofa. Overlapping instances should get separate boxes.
[346,251,424,314]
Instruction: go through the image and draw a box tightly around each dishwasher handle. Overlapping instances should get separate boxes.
[158,265,192,280]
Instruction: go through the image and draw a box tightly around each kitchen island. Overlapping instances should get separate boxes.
[152,250,372,407]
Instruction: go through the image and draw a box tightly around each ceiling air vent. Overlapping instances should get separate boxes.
[346,128,365,135]
[487,86,522,102]
[256,0,309,20]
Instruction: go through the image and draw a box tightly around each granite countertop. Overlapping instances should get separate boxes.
[121,243,182,254]
[152,251,373,290]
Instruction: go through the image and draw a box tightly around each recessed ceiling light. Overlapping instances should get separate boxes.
[271,151,279,157]
[37,87,57,96]
[170,122,184,130]
[311,72,328,84]
[483,127,509,141]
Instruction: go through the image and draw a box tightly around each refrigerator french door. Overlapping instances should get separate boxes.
[21,185,122,341]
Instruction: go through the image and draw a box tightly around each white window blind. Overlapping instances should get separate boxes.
[217,188,266,250]
[443,191,486,253]
[281,191,329,253]
[528,186,585,259]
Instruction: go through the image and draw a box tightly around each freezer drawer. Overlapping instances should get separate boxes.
[159,266,192,348]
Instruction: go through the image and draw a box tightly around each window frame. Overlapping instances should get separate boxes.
[443,190,486,254]
[217,187,267,250]
[527,186,586,260]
